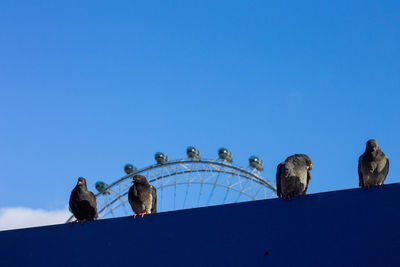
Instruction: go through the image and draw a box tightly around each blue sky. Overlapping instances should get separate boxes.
[0,1,399,226]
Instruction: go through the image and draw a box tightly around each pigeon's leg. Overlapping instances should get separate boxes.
[130,214,138,219]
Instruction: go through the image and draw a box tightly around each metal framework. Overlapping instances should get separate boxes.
[66,158,276,222]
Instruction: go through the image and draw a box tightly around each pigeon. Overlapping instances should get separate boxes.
[69,177,98,222]
[276,154,313,199]
[128,174,157,217]
[358,139,389,188]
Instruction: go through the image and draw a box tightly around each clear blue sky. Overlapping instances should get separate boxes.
[0,1,399,211]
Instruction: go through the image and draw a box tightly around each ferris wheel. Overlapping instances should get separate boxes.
[66,147,276,222]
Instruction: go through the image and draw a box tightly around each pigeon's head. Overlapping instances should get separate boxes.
[304,156,313,170]
[293,154,313,170]
[308,161,313,170]
[77,177,87,187]
[132,175,149,185]
[366,139,379,152]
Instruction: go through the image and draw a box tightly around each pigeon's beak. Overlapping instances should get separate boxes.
[309,163,313,170]
[78,181,82,185]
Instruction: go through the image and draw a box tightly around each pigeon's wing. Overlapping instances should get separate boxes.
[151,185,157,213]
[304,170,311,194]
[93,210,98,220]
[128,184,141,214]
[358,156,364,187]
[382,157,389,183]
[69,188,79,215]
[276,163,283,198]
[129,184,138,198]
[128,184,138,209]
[89,191,98,220]
[88,191,97,206]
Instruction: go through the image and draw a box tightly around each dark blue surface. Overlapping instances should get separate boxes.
[1,184,400,267]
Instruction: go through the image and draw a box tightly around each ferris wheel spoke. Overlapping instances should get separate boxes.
[206,170,221,206]
[197,181,204,207]
[222,173,235,204]
[252,183,263,199]
[174,180,177,210]
[234,178,246,203]
[239,175,250,192]
[194,163,203,183]
[182,178,191,209]
[121,200,129,215]
[196,168,216,207]
[160,167,165,211]
[160,185,163,211]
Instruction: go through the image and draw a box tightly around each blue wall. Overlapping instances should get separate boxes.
[1,184,400,266]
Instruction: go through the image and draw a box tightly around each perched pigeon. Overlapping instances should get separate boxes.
[128,174,157,217]
[69,177,98,222]
[358,139,389,188]
[276,154,313,199]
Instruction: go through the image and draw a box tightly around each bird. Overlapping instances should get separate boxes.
[276,154,313,199]
[128,174,157,218]
[69,177,98,222]
[358,139,389,189]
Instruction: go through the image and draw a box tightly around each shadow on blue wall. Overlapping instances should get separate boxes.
[1,184,400,266]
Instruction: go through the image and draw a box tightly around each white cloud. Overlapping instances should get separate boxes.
[0,207,71,231]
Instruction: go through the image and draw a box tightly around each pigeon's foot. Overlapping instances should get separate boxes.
[362,185,372,191]
[131,214,138,219]
[137,212,148,218]
[79,219,87,224]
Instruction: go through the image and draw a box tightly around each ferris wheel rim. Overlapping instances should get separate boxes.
[106,159,275,192]
[66,158,276,223]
